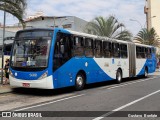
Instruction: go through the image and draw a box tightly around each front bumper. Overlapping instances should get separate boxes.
[9,75,54,89]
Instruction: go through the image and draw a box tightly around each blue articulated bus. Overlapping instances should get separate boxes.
[9,28,157,90]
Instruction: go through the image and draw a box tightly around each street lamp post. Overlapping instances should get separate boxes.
[130,19,144,44]
[130,19,143,29]
[1,10,6,84]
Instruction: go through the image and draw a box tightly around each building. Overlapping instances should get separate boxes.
[0,29,15,45]
[145,0,160,36]
[25,16,88,32]
[0,15,88,45]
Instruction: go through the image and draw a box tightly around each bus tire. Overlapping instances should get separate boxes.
[144,68,148,78]
[116,69,122,84]
[75,73,85,91]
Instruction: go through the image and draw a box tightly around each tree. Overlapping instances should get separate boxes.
[84,15,132,41]
[0,0,27,28]
[134,28,160,47]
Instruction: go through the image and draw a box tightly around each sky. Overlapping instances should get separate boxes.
[0,0,146,36]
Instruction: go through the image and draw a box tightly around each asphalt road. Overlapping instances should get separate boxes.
[0,74,160,120]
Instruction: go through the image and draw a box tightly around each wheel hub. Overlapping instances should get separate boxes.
[77,76,83,86]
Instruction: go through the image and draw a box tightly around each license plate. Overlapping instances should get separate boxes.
[22,83,30,87]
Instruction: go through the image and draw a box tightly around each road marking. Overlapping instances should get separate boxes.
[14,94,85,111]
[93,89,160,120]
[100,76,159,90]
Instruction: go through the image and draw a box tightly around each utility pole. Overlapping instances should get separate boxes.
[1,10,6,84]
[146,16,156,30]
[53,17,56,28]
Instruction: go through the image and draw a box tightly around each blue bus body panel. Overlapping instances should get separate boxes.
[53,57,113,89]
[137,54,156,76]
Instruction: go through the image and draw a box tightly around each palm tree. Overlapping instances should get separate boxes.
[134,28,160,47]
[0,0,27,28]
[84,15,132,41]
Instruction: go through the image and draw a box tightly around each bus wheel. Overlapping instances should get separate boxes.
[75,73,85,91]
[144,68,148,78]
[116,69,122,84]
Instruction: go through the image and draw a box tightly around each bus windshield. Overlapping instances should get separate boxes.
[11,30,53,71]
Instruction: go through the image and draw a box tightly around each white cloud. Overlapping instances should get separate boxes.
[0,0,146,36]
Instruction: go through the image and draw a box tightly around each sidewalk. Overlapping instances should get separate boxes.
[0,84,12,94]
[153,69,160,76]
[0,70,160,94]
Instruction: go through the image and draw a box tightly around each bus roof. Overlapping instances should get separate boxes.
[17,28,54,33]
[135,42,154,48]
[67,29,132,44]
[16,28,154,47]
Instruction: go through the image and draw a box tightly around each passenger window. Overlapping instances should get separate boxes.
[151,47,156,54]
[147,48,152,59]
[141,47,145,58]
[95,40,102,58]
[85,38,94,57]
[120,44,128,58]
[103,41,112,58]
[72,36,84,57]
[113,43,120,58]
[136,46,141,58]
[136,46,145,59]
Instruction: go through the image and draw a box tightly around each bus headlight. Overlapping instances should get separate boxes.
[38,71,48,80]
